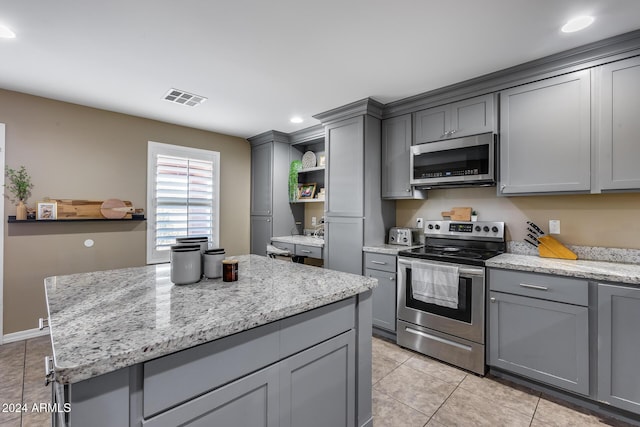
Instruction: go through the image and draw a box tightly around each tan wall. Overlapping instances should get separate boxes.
[1,89,250,334]
[304,203,325,229]
[396,187,640,248]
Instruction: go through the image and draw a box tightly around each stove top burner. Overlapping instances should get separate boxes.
[399,244,505,266]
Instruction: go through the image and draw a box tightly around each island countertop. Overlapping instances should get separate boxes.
[44,254,376,384]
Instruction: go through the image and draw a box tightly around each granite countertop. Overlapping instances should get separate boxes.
[271,235,324,247]
[44,255,375,384]
[362,244,424,255]
[486,253,640,285]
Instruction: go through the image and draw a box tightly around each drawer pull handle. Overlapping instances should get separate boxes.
[300,250,312,253]
[370,261,387,265]
[520,283,548,291]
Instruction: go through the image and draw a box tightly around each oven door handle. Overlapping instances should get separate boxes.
[398,259,484,277]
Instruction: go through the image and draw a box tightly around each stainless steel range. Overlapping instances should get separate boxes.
[396,220,506,375]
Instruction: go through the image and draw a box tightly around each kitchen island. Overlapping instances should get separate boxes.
[44,254,376,427]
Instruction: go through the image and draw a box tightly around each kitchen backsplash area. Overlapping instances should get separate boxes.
[396,187,640,250]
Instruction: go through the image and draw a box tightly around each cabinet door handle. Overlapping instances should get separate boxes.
[406,188,411,192]
[390,276,395,281]
[266,219,271,222]
[44,356,54,386]
[490,297,496,303]
[519,283,548,291]
[39,318,49,330]
[500,184,506,192]
[267,210,270,214]
[370,260,387,265]
[449,129,457,135]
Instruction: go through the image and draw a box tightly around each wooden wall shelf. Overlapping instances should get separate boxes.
[8,216,146,223]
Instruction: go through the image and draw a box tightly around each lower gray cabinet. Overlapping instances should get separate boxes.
[489,290,589,395]
[597,283,640,414]
[280,330,355,427]
[366,269,396,332]
[143,364,280,427]
[250,215,272,256]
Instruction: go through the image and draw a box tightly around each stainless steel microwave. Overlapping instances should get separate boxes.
[410,132,496,188]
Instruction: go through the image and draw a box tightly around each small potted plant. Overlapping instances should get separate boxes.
[471,210,478,222]
[5,165,34,220]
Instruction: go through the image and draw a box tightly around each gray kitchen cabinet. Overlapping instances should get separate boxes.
[597,283,640,414]
[499,70,591,195]
[413,94,495,144]
[597,56,640,191]
[249,131,303,255]
[280,330,355,427]
[325,116,365,217]
[316,99,395,275]
[488,269,589,395]
[365,262,396,333]
[250,215,272,256]
[381,114,425,199]
[325,216,364,275]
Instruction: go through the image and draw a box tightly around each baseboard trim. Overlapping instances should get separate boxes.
[2,327,49,344]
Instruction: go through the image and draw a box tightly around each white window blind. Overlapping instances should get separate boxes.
[147,142,220,264]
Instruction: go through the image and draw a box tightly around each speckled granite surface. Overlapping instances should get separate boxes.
[271,235,324,247]
[44,254,375,384]
[362,244,424,255]
[508,241,640,264]
[487,253,640,285]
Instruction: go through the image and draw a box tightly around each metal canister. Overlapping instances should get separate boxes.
[222,259,238,282]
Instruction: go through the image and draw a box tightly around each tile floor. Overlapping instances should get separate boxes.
[371,336,637,427]
[0,336,52,427]
[0,335,636,427]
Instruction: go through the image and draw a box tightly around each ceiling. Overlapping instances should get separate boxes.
[1,1,640,139]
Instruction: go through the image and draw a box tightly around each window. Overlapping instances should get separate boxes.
[147,142,220,264]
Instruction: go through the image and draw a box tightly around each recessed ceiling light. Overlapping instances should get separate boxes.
[0,24,16,39]
[290,116,303,124]
[561,16,595,33]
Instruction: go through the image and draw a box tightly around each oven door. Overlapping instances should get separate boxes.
[410,132,495,187]
[397,257,485,343]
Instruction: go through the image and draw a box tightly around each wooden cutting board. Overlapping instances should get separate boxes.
[54,199,134,219]
[441,207,472,221]
[101,198,133,219]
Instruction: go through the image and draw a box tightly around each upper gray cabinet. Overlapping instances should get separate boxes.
[381,114,425,199]
[251,142,273,216]
[499,70,592,195]
[413,94,495,144]
[597,56,640,191]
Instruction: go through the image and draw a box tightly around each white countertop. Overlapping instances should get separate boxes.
[44,255,374,384]
[487,253,640,285]
[363,244,423,255]
[271,235,324,247]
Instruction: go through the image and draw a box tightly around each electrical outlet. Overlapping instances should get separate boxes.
[416,218,424,229]
[311,217,317,226]
[549,220,561,234]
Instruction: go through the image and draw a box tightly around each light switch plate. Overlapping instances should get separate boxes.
[416,218,424,229]
[549,220,561,234]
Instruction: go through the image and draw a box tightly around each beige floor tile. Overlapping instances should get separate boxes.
[0,416,22,427]
[372,353,401,385]
[372,389,430,427]
[20,410,50,427]
[431,386,533,427]
[372,337,414,364]
[404,353,467,385]
[425,420,447,427]
[457,373,540,418]
[532,397,635,427]
[374,364,456,417]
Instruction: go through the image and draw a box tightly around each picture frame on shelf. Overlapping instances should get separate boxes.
[318,154,326,167]
[298,183,316,200]
[37,202,57,220]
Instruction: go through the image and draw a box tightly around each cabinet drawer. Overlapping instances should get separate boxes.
[295,244,322,259]
[271,242,295,253]
[490,269,588,306]
[364,253,396,273]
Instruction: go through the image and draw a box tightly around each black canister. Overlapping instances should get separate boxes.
[222,259,238,282]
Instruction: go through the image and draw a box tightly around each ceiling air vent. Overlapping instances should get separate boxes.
[163,89,207,107]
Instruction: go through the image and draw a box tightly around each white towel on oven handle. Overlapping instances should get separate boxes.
[410,261,459,309]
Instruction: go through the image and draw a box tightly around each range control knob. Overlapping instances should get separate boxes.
[427,224,434,230]
[492,226,499,233]
[483,226,490,232]
[390,236,395,241]
[435,224,440,230]
[402,237,408,242]
[475,226,481,232]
